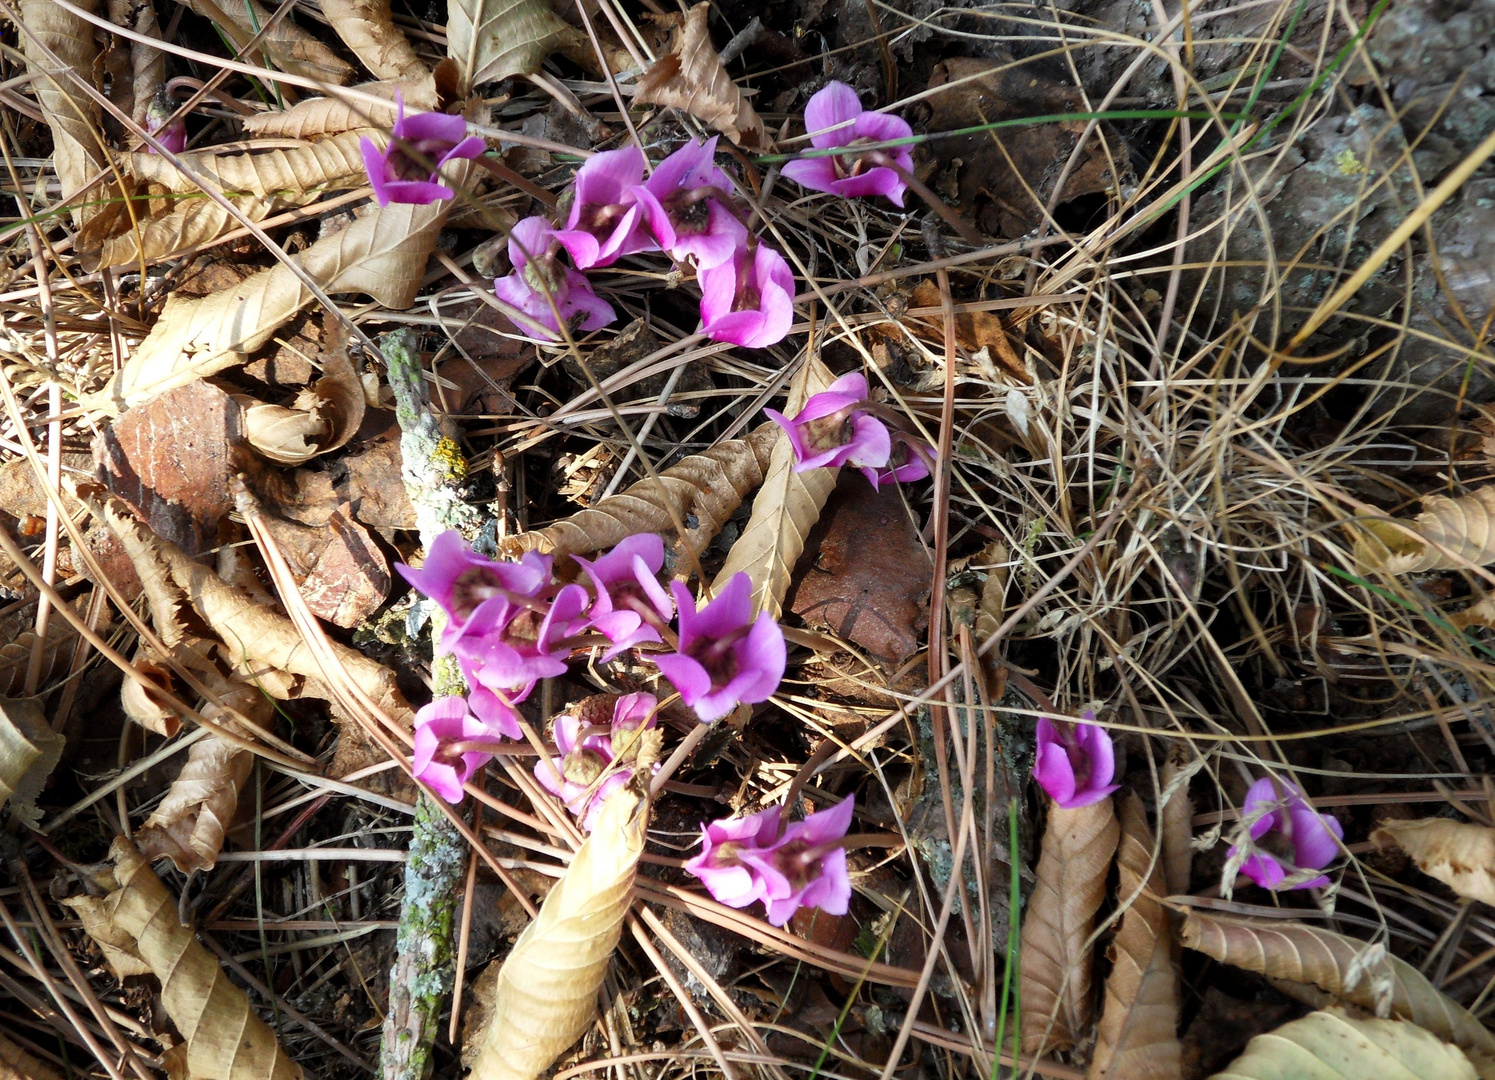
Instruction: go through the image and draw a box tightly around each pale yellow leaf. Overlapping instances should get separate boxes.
[447,0,581,87]
[1,1029,65,1080]
[92,195,286,272]
[0,698,64,820]
[241,68,447,138]
[634,2,766,148]
[710,356,837,619]
[19,0,108,226]
[234,395,329,465]
[125,130,376,198]
[1371,818,1495,906]
[1353,485,1495,573]
[1209,1008,1476,1080]
[1020,797,1119,1054]
[1180,911,1495,1076]
[470,785,648,1080]
[323,0,426,79]
[183,0,354,83]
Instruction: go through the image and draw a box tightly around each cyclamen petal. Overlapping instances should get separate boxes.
[1227,777,1343,892]
[782,82,914,207]
[684,806,791,909]
[361,94,485,206]
[554,146,656,268]
[412,698,493,803]
[699,244,795,349]
[1032,713,1119,809]
[495,216,616,340]
[656,574,786,723]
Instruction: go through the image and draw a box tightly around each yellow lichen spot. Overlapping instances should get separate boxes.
[1335,149,1364,176]
[434,436,468,481]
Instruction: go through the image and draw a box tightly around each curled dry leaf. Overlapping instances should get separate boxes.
[1371,818,1495,906]
[322,0,426,80]
[1354,485,1495,573]
[713,356,837,619]
[94,158,474,412]
[0,698,64,819]
[182,0,354,83]
[1088,794,1182,1080]
[92,195,284,272]
[241,64,453,138]
[470,785,648,1080]
[1019,796,1120,1054]
[120,648,190,737]
[1,1029,65,1080]
[235,395,329,465]
[447,0,580,87]
[634,3,766,148]
[501,423,777,562]
[0,619,77,698]
[125,130,377,198]
[1209,1007,1476,1080]
[1159,744,1198,896]
[108,0,165,125]
[65,837,303,1080]
[1179,911,1495,1077]
[18,0,108,226]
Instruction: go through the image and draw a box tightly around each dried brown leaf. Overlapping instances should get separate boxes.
[1371,818,1495,905]
[125,130,375,198]
[120,648,192,736]
[470,786,648,1080]
[240,66,451,138]
[1354,485,1495,573]
[634,2,766,147]
[92,195,283,272]
[501,423,777,561]
[447,0,581,86]
[309,318,366,453]
[235,395,329,465]
[0,698,64,819]
[1179,911,1495,1077]
[0,1030,65,1080]
[712,357,837,618]
[259,504,392,627]
[0,619,77,698]
[183,0,354,83]
[1209,1008,1476,1080]
[19,0,108,225]
[1088,794,1182,1080]
[322,0,426,79]
[68,837,304,1080]
[1159,745,1197,896]
[1019,797,1120,1054]
[94,159,473,411]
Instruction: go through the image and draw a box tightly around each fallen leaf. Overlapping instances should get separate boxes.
[502,423,777,562]
[1179,911,1495,1075]
[322,0,426,79]
[89,195,283,272]
[260,503,392,627]
[634,3,766,147]
[19,0,109,226]
[908,280,1029,382]
[182,0,353,83]
[0,1030,64,1080]
[1088,793,1182,1080]
[1208,1008,1476,1080]
[0,619,78,699]
[1353,485,1495,573]
[120,648,185,737]
[92,158,476,412]
[235,395,329,465]
[786,471,931,663]
[124,130,376,198]
[712,356,837,619]
[1020,796,1120,1054]
[94,380,251,556]
[66,837,304,1080]
[1371,818,1495,905]
[470,785,648,1080]
[446,0,581,87]
[241,64,455,138]
[309,319,367,453]
[1159,745,1197,896]
[0,697,65,820]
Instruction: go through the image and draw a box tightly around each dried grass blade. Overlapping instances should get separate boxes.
[0,1030,64,1080]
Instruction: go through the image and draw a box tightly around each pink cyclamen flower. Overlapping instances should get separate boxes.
[494,216,616,341]
[535,693,658,830]
[766,371,891,479]
[573,533,674,660]
[553,146,656,269]
[397,532,553,651]
[685,805,791,910]
[458,583,590,717]
[634,137,748,270]
[145,92,186,155]
[699,243,795,350]
[359,94,486,206]
[781,82,914,206]
[412,697,494,803]
[870,434,934,487]
[1229,777,1344,891]
[653,572,787,723]
[761,795,855,926]
[1033,713,1119,809]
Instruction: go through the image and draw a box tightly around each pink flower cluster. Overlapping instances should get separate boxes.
[768,372,935,488]
[685,795,856,926]
[491,137,793,347]
[399,531,787,804]
[1228,777,1343,891]
[535,692,658,831]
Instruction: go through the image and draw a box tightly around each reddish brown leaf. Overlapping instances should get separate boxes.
[260,503,391,627]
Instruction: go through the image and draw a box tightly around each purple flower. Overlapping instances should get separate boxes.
[359,94,486,206]
[397,532,553,651]
[458,583,590,710]
[653,573,786,723]
[494,216,616,341]
[146,92,186,155]
[1229,778,1344,891]
[762,795,855,926]
[699,243,795,350]
[634,137,748,270]
[766,371,891,478]
[781,82,914,206]
[553,146,656,269]
[870,434,935,488]
[412,697,494,803]
[1033,713,1119,809]
[684,805,791,910]
[573,533,674,660]
[534,692,658,831]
